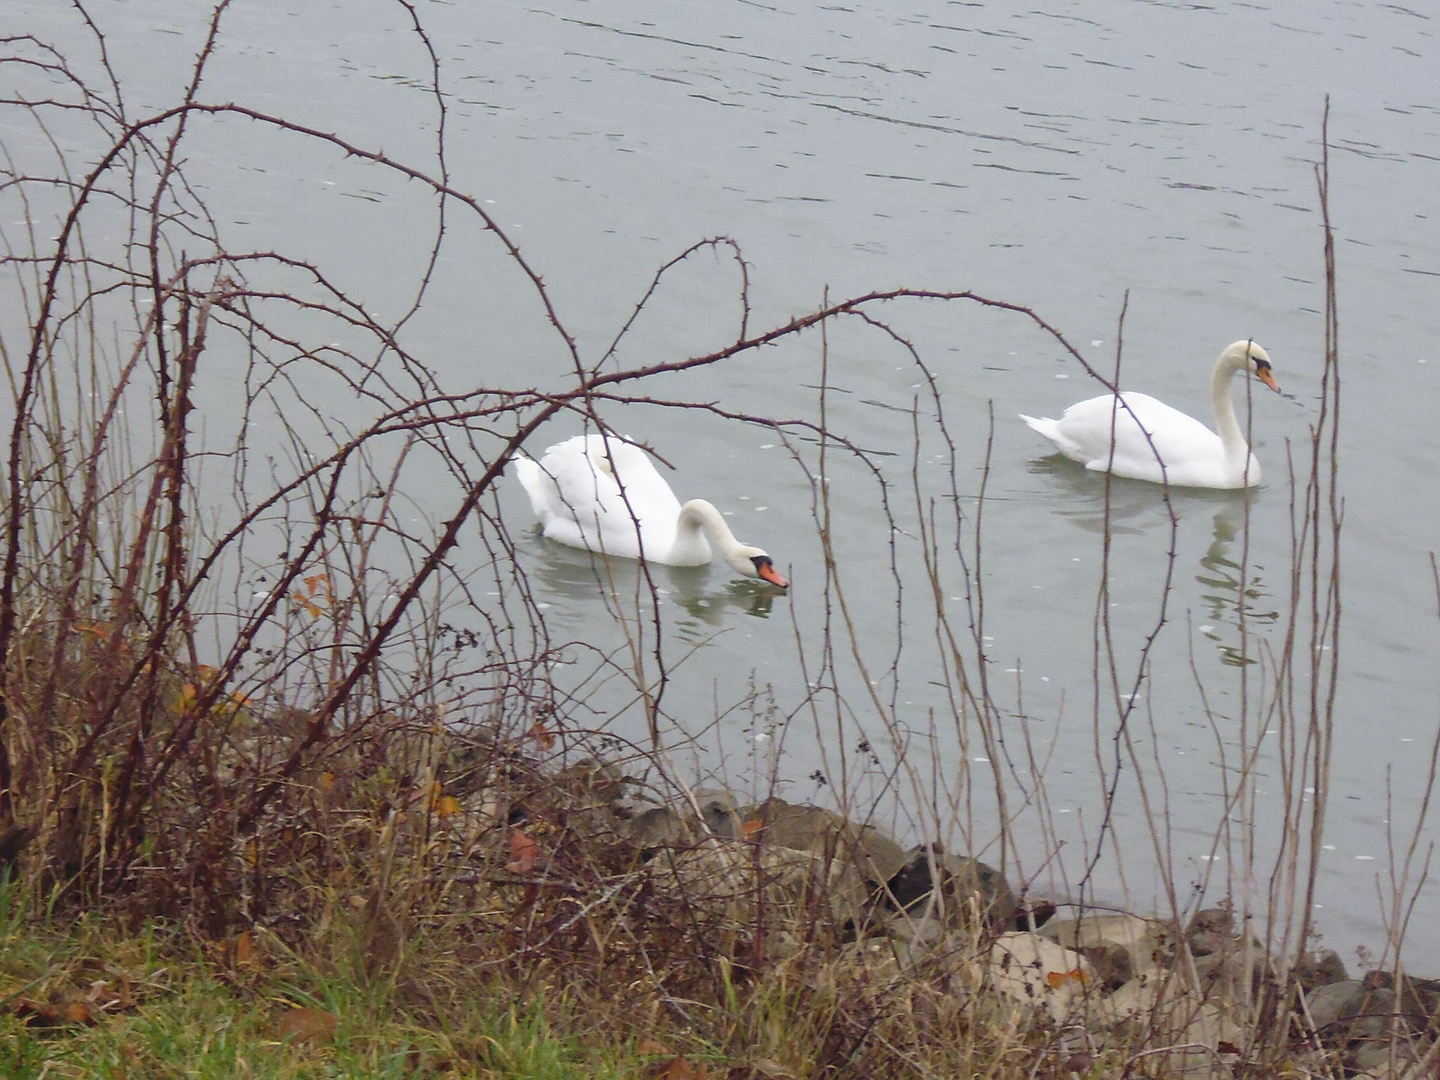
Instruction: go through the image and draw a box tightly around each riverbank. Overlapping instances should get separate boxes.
[4,727,1433,1079]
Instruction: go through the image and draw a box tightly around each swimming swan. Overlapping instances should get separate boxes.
[513,433,789,588]
[1019,340,1280,489]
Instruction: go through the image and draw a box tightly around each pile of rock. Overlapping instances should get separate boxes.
[461,753,1439,1078]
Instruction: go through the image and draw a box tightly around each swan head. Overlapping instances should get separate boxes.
[727,544,789,590]
[1225,340,1281,393]
[678,499,789,588]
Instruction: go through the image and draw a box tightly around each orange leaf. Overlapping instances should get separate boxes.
[654,1055,707,1080]
[232,930,259,967]
[277,1006,338,1046]
[637,1038,670,1055]
[435,795,462,819]
[528,720,555,751]
[1045,966,1089,989]
[506,828,538,873]
[63,1000,94,1025]
[741,817,765,838]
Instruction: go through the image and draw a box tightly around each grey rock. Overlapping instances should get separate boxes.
[884,846,1017,929]
[1349,1033,1416,1076]
[623,804,688,851]
[1186,905,1240,958]
[1294,949,1349,992]
[694,788,739,839]
[1305,979,1372,1032]
[738,798,909,888]
[1363,970,1440,1023]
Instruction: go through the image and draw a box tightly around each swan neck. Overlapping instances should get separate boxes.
[678,499,738,552]
[1210,353,1248,461]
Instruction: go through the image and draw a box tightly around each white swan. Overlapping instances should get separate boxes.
[513,433,789,588]
[1019,340,1280,489]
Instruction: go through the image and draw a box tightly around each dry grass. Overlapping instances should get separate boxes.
[0,7,1419,1078]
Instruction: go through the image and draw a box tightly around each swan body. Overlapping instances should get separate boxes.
[1019,340,1280,489]
[513,433,788,588]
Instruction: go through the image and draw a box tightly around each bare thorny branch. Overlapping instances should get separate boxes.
[0,2,1096,890]
[0,22,1364,1055]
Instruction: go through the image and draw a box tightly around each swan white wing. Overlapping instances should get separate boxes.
[1031,393,1241,485]
[1023,341,1273,489]
[513,432,786,581]
[577,435,684,520]
[513,455,555,520]
[514,453,602,552]
[519,435,686,560]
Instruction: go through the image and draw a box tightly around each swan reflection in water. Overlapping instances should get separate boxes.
[1025,454,1179,535]
[1196,498,1279,667]
[1025,459,1276,664]
[524,535,782,630]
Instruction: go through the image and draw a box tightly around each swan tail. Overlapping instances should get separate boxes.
[1019,413,1087,463]
[512,455,557,522]
[1017,412,1056,435]
[1019,413,1064,445]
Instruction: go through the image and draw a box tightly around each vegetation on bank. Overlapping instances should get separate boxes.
[0,878,625,1079]
[0,4,1426,1077]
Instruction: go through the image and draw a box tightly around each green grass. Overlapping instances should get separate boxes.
[0,881,633,1080]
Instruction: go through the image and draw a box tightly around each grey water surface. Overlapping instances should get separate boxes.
[10,0,1439,967]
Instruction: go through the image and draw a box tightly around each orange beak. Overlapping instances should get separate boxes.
[754,557,789,590]
[1256,367,1281,393]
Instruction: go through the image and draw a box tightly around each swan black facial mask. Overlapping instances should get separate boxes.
[750,555,789,590]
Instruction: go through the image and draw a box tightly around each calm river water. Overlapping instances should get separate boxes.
[10,1,1440,967]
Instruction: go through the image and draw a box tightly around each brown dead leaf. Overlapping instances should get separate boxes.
[86,975,135,1012]
[11,994,96,1028]
[277,1006,338,1046]
[654,1055,708,1080]
[292,591,325,618]
[506,828,538,873]
[740,817,765,838]
[233,930,259,967]
[216,929,263,970]
[528,720,556,751]
[359,892,402,975]
[636,1038,670,1055]
[11,997,61,1026]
